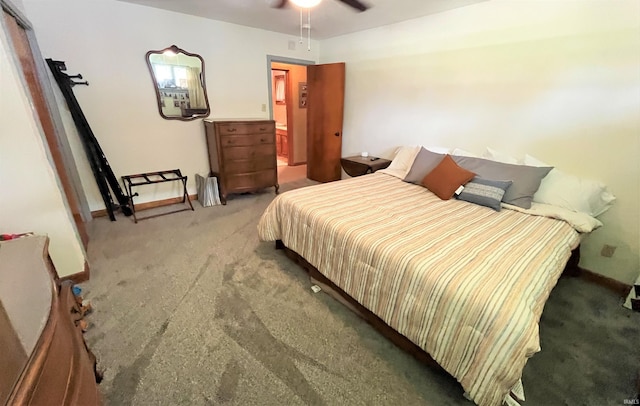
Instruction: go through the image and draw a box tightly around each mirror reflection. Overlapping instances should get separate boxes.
[145,45,210,120]
[275,75,285,105]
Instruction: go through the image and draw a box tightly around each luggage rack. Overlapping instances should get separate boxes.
[121,169,194,223]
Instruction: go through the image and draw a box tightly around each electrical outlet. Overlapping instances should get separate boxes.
[261,104,266,112]
[600,244,616,258]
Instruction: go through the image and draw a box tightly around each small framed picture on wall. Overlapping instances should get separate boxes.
[298,82,307,109]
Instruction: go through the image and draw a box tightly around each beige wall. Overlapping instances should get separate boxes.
[321,1,640,284]
[0,21,86,278]
[22,0,319,210]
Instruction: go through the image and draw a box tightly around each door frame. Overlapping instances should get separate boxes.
[270,68,290,160]
[266,55,315,114]
[266,55,314,166]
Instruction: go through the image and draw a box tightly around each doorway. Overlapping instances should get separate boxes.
[271,69,289,166]
[268,56,313,185]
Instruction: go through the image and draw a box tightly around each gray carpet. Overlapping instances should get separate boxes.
[81,180,640,406]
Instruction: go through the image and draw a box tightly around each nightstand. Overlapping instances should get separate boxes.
[341,155,391,177]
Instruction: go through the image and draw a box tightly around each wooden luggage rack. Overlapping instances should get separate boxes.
[121,169,194,223]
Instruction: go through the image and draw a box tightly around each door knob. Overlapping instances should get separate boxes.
[334,132,340,137]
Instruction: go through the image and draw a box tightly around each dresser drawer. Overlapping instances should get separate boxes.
[220,133,274,147]
[217,122,275,135]
[222,144,276,161]
[226,170,276,191]
[224,157,275,174]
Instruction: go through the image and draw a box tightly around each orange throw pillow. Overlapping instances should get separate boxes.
[421,155,476,200]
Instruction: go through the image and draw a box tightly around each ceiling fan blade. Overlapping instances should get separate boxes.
[336,0,369,12]
[266,0,288,9]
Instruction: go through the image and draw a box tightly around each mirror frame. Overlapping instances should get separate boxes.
[145,45,211,121]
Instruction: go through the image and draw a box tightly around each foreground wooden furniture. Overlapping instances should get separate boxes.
[0,236,101,405]
[204,119,279,204]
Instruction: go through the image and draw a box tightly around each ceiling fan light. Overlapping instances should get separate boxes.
[289,0,321,8]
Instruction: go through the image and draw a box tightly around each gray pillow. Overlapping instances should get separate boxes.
[403,147,446,184]
[456,178,513,211]
[452,156,552,209]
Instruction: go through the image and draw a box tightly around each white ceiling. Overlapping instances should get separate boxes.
[116,0,485,40]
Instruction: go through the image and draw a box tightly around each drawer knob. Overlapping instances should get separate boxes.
[260,138,265,142]
[259,127,266,131]
[227,128,237,132]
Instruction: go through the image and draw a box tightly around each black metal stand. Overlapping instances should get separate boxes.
[46,59,132,221]
[121,169,194,223]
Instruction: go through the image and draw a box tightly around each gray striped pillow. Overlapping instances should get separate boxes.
[456,178,513,211]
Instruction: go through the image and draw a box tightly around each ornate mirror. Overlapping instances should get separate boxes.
[145,45,210,121]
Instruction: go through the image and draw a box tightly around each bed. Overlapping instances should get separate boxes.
[257,154,605,406]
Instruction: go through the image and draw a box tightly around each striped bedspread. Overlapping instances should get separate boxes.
[257,173,580,406]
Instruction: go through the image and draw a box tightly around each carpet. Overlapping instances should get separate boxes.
[80,179,640,406]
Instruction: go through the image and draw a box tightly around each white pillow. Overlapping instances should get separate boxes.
[451,148,478,157]
[524,154,615,217]
[482,147,520,164]
[425,146,450,154]
[379,146,420,179]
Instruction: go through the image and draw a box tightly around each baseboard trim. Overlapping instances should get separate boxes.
[91,194,198,218]
[577,267,632,297]
[59,261,90,284]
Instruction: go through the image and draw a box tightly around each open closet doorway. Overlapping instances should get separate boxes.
[271,69,289,166]
[268,56,313,185]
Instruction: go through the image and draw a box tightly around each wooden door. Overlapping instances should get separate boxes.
[3,11,88,247]
[306,63,345,182]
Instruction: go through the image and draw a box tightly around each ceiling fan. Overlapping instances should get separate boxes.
[267,0,369,12]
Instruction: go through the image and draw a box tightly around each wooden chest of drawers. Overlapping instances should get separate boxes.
[1,236,101,406]
[204,119,279,204]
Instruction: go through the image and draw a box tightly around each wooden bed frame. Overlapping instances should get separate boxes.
[275,239,581,376]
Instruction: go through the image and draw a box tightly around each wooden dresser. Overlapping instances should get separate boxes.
[204,119,279,204]
[0,236,101,405]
